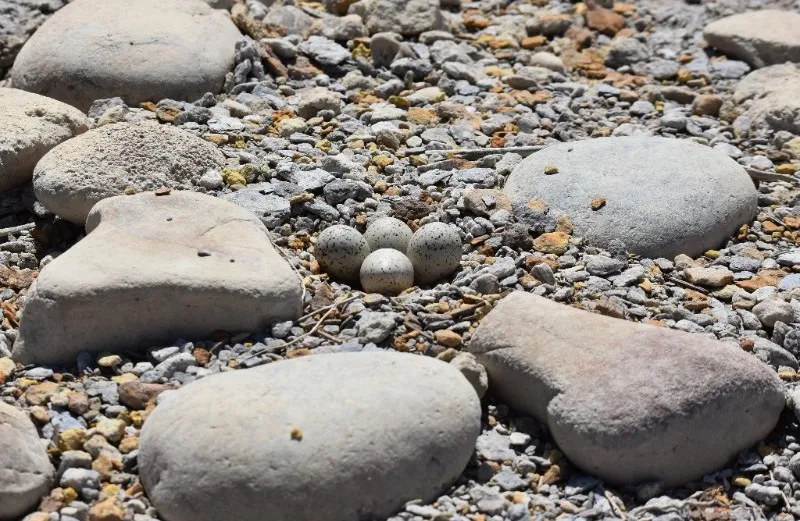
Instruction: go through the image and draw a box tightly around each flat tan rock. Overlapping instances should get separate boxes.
[469,292,785,486]
[704,10,800,68]
[13,191,303,366]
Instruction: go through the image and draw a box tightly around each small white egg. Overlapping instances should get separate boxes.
[314,225,371,281]
[407,222,462,285]
[360,249,415,294]
[364,217,413,253]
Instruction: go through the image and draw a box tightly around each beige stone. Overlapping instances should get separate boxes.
[469,293,785,486]
[14,191,303,365]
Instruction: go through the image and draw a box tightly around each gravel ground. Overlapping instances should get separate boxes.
[2,0,800,520]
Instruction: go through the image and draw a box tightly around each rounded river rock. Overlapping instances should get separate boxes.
[502,137,758,259]
[139,351,481,521]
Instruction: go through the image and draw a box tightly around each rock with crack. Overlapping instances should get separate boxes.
[13,191,303,366]
[468,292,785,487]
[0,401,54,520]
[138,351,481,521]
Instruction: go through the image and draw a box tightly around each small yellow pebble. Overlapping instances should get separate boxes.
[543,164,559,175]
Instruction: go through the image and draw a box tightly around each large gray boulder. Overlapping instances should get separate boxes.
[469,293,785,487]
[502,137,757,259]
[704,10,800,68]
[11,0,241,110]
[33,122,226,224]
[13,191,303,366]
[0,402,53,520]
[139,352,481,521]
[0,88,89,193]
[350,0,444,36]
[734,63,800,134]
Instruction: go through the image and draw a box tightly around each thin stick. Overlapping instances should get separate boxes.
[299,294,358,322]
[668,276,710,295]
[746,167,800,185]
[243,295,358,361]
[0,222,35,239]
[604,490,627,520]
[403,145,546,158]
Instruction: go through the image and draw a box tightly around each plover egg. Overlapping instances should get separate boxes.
[364,217,413,253]
[407,222,462,285]
[314,225,370,281]
[360,249,415,294]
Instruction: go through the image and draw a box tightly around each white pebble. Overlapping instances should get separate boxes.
[315,225,370,281]
[407,222,462,285]
[360,249,415,295]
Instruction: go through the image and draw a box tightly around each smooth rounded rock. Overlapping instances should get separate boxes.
[0,88,90,193]
[360,249,415,294]
[502,137,758,259]
[407,222,462,285]
[13,191,302,365]
[314,225,371,281]
[469,293,785,487]
[704,10,800,68]
[33,122,226,224]
[11,0,241,110]
[0,402,53,520]
[138,352,481,521]
[364,217,413,252]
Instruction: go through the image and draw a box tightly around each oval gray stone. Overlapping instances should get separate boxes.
[0,402,53,520]
[502,137,757,259]
[139,352,481,521]
[704,10,800,68]
[33,122,226,224]
[469,292,785,487]
[0,88,90,193]
[13,191,303,365]
[11,0,241,110]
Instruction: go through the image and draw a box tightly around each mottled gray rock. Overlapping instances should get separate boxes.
[0,401,53,520]
[350,0,444,36]
[753,299,795,328]
[469,293,785,486]
[14,191,302,365]
[502,137,758,258]
[32,122,226,224]
[139,352,481,521]
[704,10,800,68]
[734,64,800,134]
[0,88,89,193]
[222,188,291,229]
[298,87,343,119]
[11,0,241,110]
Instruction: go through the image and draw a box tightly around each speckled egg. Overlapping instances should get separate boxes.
[364,217,413,253]
[407,222,462,285]
[360,249,415,294]
[314,225,371,281]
